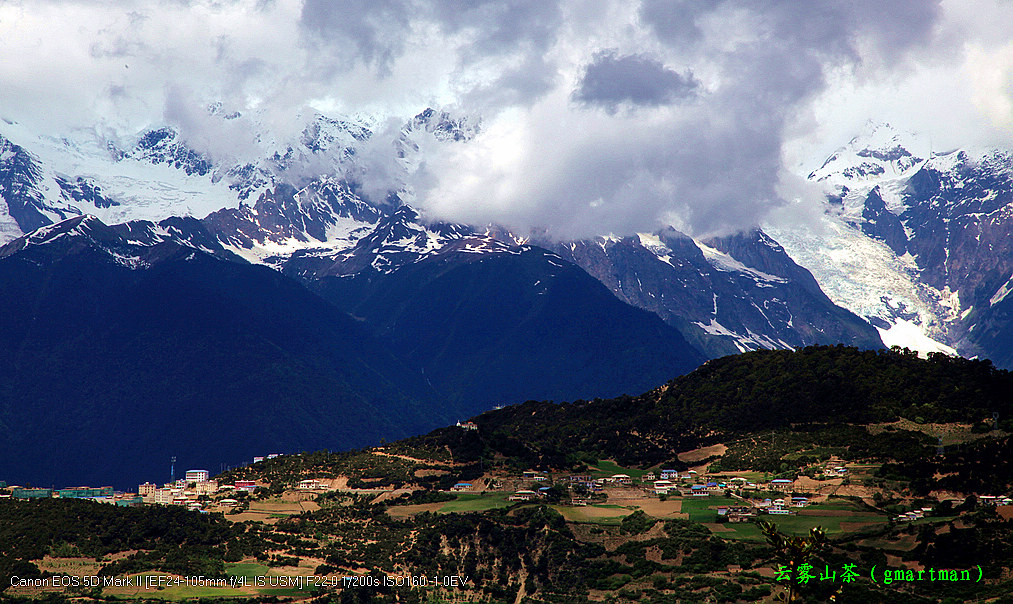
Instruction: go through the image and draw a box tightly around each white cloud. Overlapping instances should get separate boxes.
[2,0,1011,238]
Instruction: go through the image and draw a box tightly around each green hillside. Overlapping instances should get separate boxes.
[3,346,1012,604]
[402,345,1012,469]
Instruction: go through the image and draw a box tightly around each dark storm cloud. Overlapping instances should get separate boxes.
[298,0,562,77]
[416,0,947,238]
[299,0,413,72]
[573,50,699,112]
[638,0,943,121]
[586,0,944,235]
[641,0,941,64]
[638,0,714,49]
[463,52,559,110]
[428,0,562,56]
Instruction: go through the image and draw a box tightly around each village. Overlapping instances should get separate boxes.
[0,454,285,512]
[443,460,1013,526]
[3,437,1013,604]
[4,443,1012,532]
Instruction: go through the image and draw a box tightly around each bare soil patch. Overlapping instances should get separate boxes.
[702,523,735,532]
[798,509,877,517]
[373,450,452,465]
[386,503,444,518]
[370,487,418,504]
[678,443,727,463]
[552,505,631,525]
[414,469,448,477]
[838,521,879,532]
[630,499,685,518]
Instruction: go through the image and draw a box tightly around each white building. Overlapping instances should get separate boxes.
[191,480,219,495]
[152,487,181,505]
[509,490,537,501]
[186,470,210,483]
[654,480,674,495]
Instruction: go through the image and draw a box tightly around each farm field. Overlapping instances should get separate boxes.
[591,460,648,479]
[550,504,630,525]
[681,496,740,523]
[226,497,319,523]
[627,498,685,519]
[438,492,513,513]
[386,492,514,518]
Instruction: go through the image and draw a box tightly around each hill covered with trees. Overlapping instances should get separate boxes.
[404,345,1012,469]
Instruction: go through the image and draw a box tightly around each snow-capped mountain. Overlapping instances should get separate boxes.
[0,118,246,233]
[0,107,473,245]
[547,228,882,357]
[1,110,891,366]
[769,122,1013,366]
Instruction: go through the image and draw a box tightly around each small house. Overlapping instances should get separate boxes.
[509,490,537,501]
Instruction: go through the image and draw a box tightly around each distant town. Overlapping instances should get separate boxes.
[4,447,1011,526]
[0,454,285,512]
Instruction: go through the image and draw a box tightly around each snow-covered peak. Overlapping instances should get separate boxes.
[695,240,787,284]
[809,122,927,189]
[0,214,136,267]
[19,214,105,247]
[402,108,479,143]
[0,118,254,230]
[300,114,372,154]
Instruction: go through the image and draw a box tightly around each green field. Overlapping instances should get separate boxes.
[677,495,889,540]
[715,499,888,540]
[111,584,245,600]
[439,492,513,513]
[226,562,272,579]
[681,496,739,523]
[716,470,767,482]
[591,460,648,479]
[764,513,885,535]
[717,522,765,540]
[550,504,630,525]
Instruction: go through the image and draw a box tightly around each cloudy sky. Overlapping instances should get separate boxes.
[2,0,1013,237]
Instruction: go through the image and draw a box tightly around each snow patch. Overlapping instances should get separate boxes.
[876,320,957,357]
[0,197,23,244]
[990,275,1013,307]
[695,241,786,283]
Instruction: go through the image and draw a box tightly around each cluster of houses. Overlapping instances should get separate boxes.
[892,495,1013,522]
[468,465,854,518]
[136,470,259,511]
[509,490,542,501]
[760,496,810,514]
[717,505,757,522]
[503,468,812,500]
[3,485,142,507]
[980,495,1013,506]
[482,469,818,515]
[650,472,797,498]
[3,450,288,509]
[2,469,264,513]
[895,506,935,522]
